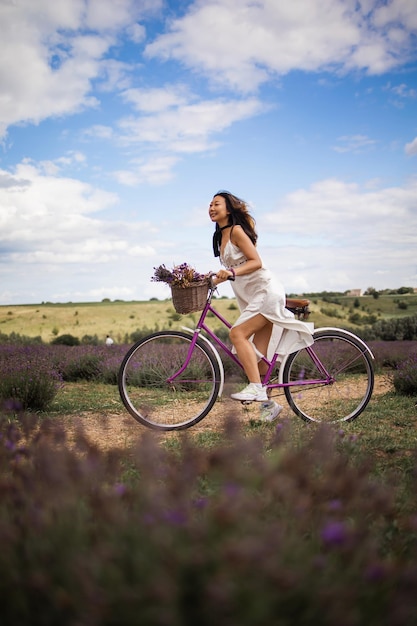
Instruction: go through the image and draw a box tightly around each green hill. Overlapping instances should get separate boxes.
[307,293,417,328]
[0,297,240,343]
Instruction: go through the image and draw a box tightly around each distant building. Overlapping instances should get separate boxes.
[347,289,362,297]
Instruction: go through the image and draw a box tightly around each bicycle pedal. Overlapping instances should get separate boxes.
[241,400,253,405]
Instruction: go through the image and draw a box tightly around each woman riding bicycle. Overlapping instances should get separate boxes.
[209,191,314,422]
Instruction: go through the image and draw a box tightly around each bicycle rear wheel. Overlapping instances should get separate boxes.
[282,329,374,423]
[118,331,221,431]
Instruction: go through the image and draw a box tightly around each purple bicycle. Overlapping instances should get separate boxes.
[118,281,374,431]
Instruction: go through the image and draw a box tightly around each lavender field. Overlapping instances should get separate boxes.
[1,395,417,625]
[1,335,417,624]
[0,338,416,413]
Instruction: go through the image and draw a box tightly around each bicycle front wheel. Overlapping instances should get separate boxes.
[282,329,374,423]
[118,331,221,431]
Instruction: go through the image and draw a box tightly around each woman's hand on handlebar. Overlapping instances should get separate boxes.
[210,269,235,285]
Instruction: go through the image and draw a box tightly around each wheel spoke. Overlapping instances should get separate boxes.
[283,330,374,423]
[118,332,221,430]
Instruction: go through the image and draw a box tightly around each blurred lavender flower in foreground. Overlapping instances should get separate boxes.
[320,521,349,547]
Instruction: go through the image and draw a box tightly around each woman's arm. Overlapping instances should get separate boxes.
[230,225,262,276]
[215,225,262,283]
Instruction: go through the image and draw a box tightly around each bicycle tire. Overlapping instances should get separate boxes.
[282,329,374,423]
[118,331,221,431]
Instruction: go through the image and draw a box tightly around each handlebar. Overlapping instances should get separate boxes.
[209,271,235,288]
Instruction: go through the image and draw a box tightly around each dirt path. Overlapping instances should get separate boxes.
[59,374,393,452]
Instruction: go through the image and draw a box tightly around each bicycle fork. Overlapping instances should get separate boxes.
[166,332,200,383]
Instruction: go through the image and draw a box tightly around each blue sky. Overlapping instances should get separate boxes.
[0,0,416,305]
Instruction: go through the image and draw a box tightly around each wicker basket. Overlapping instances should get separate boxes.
[171,281,209,314]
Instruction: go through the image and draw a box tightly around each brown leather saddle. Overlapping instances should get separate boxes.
[285,298,311,320]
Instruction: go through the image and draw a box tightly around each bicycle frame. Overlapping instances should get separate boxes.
[171,285,373,394]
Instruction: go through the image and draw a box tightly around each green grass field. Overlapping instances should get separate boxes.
[0,297,241,343]
[1,293,416,343]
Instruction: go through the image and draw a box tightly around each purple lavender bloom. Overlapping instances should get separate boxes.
[114,483,127,496]
[163,508,187,526]
[142,513,156,525]
[320,521,348,546]
[364,563,387,582]
[3,398,23,412]
[327,499,343,511]
[193,496,208,510]
[224,482,240,498]
[4,439,16,451]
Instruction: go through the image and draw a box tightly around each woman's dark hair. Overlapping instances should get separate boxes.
[212,191,257,257]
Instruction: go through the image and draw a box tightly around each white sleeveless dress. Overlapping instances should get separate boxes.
[220,240,314,358]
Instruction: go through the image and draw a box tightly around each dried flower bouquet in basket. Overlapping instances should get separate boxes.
[151,263,211,314]
[151,263,209,289]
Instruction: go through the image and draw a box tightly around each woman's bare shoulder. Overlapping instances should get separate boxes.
[230,224,245,242]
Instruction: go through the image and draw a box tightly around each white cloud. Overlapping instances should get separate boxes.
[382,80,417,108]
[0,159,156,267]
[85,125,115,140]
[1,163,416,302]
[36,152,87,176]
[81,87,266,185]
[384,82,417,99]
[127,23,146,44]
[332,135,377,153]
[259,177,417,292]
[264,177,417,237]
[117,95,266,151]
[113,156,180,186]
[97,59,134,92]
[0,0,163,137]
[0,156,178,303]
[109,91,266,183]
[122,85,191,113]
[372,0,417,30]
[146,0,417,91]
[405,137,417,156]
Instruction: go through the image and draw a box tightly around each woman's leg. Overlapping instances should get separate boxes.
[229,314,272,383]
[253,320,273,376]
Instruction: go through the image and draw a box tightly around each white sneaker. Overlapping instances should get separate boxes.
[259,401,283,422]
[231,383,268,402]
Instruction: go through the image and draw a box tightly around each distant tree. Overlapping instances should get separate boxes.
[367,314,417,341]
[51,334,80,346]
[81,334,99,345]
[348,312,361,324]
[364,287,380,299]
